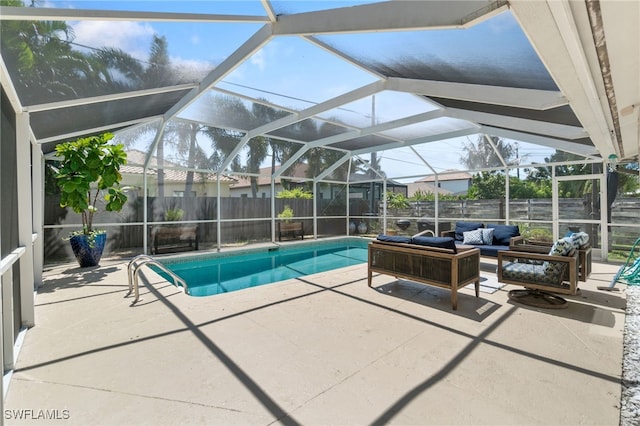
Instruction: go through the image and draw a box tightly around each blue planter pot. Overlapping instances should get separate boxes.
[69,233,106,267]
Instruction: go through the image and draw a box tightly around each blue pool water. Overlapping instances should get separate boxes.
[155,238,369,297]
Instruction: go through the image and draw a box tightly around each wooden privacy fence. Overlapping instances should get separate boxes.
[43,195,640,263]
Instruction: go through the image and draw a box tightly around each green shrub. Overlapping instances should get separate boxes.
[385,191,409,209]
[276,188,313,199]
[278,205,294,222]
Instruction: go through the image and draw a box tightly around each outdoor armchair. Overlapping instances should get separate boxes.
[497,237,579,308]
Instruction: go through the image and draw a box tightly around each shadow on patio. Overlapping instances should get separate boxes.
[4,259,624,425]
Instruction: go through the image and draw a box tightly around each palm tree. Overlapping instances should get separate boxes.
[0,2,96,104]
[245,136,269,197]
[203,95,251,173]
[460,135,515,170]
[165,120,211,197]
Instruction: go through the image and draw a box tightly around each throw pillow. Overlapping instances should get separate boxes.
[462,229,484,245]
[543,237,575,277]
[548,237,575,257]
[454,221,483,241]
[570,232,590,249]
[480,228,495,245]
[486,224,520,245]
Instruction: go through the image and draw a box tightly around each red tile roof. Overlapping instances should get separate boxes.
[123,150,235,183]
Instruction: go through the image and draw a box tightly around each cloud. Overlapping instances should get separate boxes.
[170,57,215,81]
[250,49,267,71]
[71,20,156,61]
[190,35,201,45]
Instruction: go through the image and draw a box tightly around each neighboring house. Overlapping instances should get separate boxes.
[408,171,472,196]
[229,163,314,198]
[121,150,235,197]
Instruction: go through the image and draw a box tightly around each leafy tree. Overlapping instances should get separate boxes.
[384,191,410,209]
[529,151,592,197]
[614,163,640,197]
[467,172,552,199]
[54,133,128,237]
[409,189,460,201]
[467,172,505,199]
[510,177,551,199]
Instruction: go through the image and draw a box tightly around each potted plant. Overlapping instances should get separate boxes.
[164,207,184,222]
[522,228,554,245]
[277,205,303,240]
[54,132,128,267]
[278,205,294,223]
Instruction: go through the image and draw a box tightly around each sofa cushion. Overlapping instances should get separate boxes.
[487,224,520,245]
[454,221,483,241]
[480,228,495,245]
[376,234,411,244]
[410,236,457,253]
[477,244,510,258]
[502,262,563,285]
[463,229,484,245]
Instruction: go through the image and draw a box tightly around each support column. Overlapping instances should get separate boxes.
[16,112,35,328]
[31,142,44,290]
[1,269,14,372]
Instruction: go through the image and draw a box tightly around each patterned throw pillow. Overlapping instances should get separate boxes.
[543,237,575,278]
[480,228,495,245]
[570,232,590,249]
[463,229,484,245]
[548,237,575,257]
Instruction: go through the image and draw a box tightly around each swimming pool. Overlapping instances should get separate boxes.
[154,238,370,297]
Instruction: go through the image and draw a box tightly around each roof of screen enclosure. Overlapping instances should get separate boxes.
[1,1,638,181]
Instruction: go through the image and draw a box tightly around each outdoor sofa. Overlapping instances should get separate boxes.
[440,221,523,257]
[368,233,481,310]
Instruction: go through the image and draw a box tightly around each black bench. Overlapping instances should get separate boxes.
[151,225,199,254]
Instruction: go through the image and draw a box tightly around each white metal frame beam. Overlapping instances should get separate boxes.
[480,125,598,157]
[447,108,588,140]
[350,127,480,157]
[24,83,197,113]
[386,77,568,110]
[0,6,269,23]
[273,1,507,35]
[36,116,163,145]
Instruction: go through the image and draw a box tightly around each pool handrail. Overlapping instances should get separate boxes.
[127,254,154,294]
[126,254,189,305]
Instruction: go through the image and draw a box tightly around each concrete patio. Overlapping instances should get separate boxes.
[3,255,626,425]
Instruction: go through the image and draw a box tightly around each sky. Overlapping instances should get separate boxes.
[39,0,558,180]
